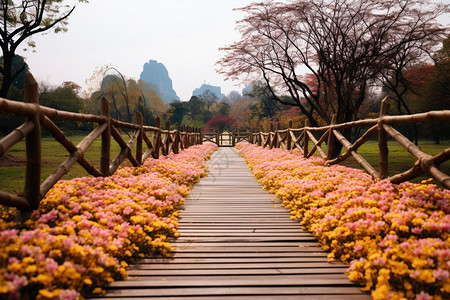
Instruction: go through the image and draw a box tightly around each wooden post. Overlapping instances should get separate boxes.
[257,125,263,146]
[326,114,337,160]
[378,97,390,179]
[136,111,143,164]
[186,126,192,147]
[269,124,274,149]
[23,72,41,210]
[195,128,200,145]
[303,119,309,158]
[200,128,203,145]
[287,120,292,150]
[180,125,185,150]
[173,123,180,154]
[164,121,171,155]
[232,127,236,146]
[215,128,219,146]
[101,98,111,176]
[275,123,280,148]
[154,117,161,159]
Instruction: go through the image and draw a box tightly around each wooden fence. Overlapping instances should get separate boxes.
[245,97,450,189]
[0,73,202,212]
[202,129,252,147]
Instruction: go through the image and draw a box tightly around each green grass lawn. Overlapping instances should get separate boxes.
[0,133,139,194]
[329,140,450,186]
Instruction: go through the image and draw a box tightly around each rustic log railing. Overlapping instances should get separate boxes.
[202,128,252,147]
[0,73,202,212]
[245,97,450,189]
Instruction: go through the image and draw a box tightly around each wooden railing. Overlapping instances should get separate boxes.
[202,128,252,147]
[245,97,450,189]
[0,73,202,212]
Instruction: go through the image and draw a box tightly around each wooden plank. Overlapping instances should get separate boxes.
[171,246,322,252]
[127,267,349,276]
[165,252,328,258]
[89,296,368,300]
[123,274,350,281]
[89,287,368,297]
[128,262,347,270]
[92,147,365,299]
[136,257,330,264]
[172,237,316,242]
[109,277,357,287]
[178,229,306,233]
[171,242,319,247]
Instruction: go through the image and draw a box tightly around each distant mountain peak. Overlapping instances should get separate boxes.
[192,83,224,99]
[140,60,180,103]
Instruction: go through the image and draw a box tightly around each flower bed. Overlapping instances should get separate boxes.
[0,142,218,299]
[236,141,449,300]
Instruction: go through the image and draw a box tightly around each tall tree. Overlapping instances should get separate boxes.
[0,0,87,97]
[218,0,448,128]
[198,89,218,112]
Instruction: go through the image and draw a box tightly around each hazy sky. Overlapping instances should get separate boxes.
[17,0,256,101]
[17,0,449,101]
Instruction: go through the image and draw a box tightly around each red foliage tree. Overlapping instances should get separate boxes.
[217,0,448,128]
[204,115,241,133]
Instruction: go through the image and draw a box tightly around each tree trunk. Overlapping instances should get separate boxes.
[0,51,14,98]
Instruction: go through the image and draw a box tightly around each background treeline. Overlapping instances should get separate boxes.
[1,36,449,143]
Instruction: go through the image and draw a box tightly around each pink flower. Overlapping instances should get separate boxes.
[123,206,134,215]
[12,275,28,289]
[45,258,58,273]
[74,264,86,273]
[415,291,431,300]
[412,227,422,234]
[399,242,410,249]
[0,229,19,240]
[373,256,386,266]
[63,237,75,249]
[21,245,32,255]
[59,289,80,300]
[8,257,19,264]
[354,245,363,252]
[410,270,420,279]
[433,269,449,280]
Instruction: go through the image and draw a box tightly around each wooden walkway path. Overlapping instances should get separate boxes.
[89,147,369,299]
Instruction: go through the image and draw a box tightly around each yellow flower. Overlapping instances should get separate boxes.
[38,289,57,298]
[33,274,53,285]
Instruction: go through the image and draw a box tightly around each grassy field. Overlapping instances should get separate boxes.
[331,140,450,186]
[0,135,125,194]
[0,135,449,194]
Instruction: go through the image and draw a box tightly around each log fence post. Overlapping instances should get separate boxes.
[303,119,309,158]
[154,117,161,158]
[258,125,263,147]
[101,98,111,176]
[23,72,41,211]
[287,120,292,150]
[173,123,179,154]
[275,123,280,148]
[215,128,219,146]
[164,121,171,155]
[269,124,274,149]
[232,127,236,146]
[180,125,185,149]
[378,97,390,179]
[136,111,143,165]
[326,115,337,160]
[186,126,191,147]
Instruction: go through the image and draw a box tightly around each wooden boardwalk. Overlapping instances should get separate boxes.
[89,147,369,299]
